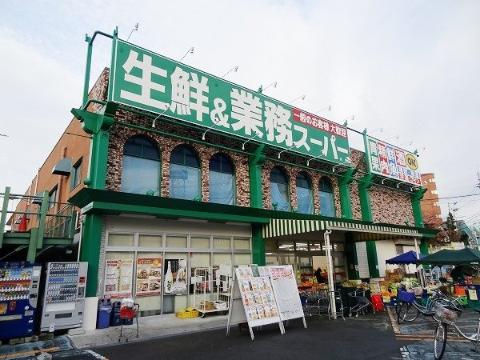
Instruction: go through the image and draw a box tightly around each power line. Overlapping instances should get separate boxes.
[423,193,480,201]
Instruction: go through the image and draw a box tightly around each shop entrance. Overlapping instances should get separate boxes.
[265,233,347,286]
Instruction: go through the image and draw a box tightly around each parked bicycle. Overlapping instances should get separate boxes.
[396,289,463,324]
[432,302,477,360]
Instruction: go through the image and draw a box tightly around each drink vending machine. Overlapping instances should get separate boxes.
[40,262,88,332]
[0,262,41,340]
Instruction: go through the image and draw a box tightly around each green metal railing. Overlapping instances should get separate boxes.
[0,186,77,262]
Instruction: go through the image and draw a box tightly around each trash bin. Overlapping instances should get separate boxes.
[97,298,112,329]
[111,301,133,326]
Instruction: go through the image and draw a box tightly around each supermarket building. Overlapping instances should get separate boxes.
[5,30,436,328]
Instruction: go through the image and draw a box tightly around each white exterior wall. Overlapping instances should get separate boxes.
[375,240,398,277]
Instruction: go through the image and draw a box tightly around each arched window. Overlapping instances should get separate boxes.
[170,145,201,200]
[270,167,290,211]
[296,172,313,214]
[209,153,235,205]
[121,135,160,195]
[319,177,335,217]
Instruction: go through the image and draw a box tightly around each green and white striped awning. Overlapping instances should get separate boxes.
[262,218,420,240]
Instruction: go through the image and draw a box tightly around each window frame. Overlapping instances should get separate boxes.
[295,171,313,214]
[70,158,82,191]
[208,153,236,205]
[318,176,336,217]
[270,166,290,211]
[121,136,161,196]
[169,144,202,201]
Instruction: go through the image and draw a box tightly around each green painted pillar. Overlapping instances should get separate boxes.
[366,240,379,278]
[338,168,356,219]
[358,174,374,222]
[249,145,266,265]
[248,145,265,209]
[252,224,266,266]
[420,238,429,256]
[81,213,103,297]
[345,232,359,279]
[70,108,114,298]
[411,187,427,228]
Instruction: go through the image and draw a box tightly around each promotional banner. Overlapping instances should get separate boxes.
[135,257,162,297]
[110,39,350,166]
[163,258,187,295]
[260,265,305,322]
[365,136,421,186]
[104,259,133,298]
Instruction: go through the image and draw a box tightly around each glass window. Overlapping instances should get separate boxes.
[108,234,134,247]
[213,253,232,267]
[166,235,187,248]
[234,254,251,266]
[319,177,335,217]
[296,172,313,214]
[191,236,210,249]
[70,158,82,190]
[138,235,162,248]
[121,136,160,196]
[48,186,57,209]
[213,237,231,249]
[170,145,201,200]
[209,153,235,205]
[135,252,162,314]
[234,237,251,250]
[270,167,290,211]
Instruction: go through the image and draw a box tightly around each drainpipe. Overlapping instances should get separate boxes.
[324,229,336,319]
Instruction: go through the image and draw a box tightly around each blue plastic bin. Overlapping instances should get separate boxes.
[97,299,112,329]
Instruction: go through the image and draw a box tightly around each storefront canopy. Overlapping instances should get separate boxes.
[418,248,480,266]
[386,250,420,265]
[262,218,436,241]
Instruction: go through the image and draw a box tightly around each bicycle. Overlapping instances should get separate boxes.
[396,289,462,324]
[432,302,478,360]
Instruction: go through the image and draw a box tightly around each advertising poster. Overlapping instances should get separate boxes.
[265,265,305,321]
[104,259,133,298]
[164,258,187,295]
[234,268,280,324]
[135,257,162,297]
[366,136,421,186]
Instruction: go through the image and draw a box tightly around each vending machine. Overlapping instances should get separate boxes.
[0,262,41,340]
[40,262,88,332]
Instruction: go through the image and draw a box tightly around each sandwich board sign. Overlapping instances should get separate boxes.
[259,265,306,327]
[226,266,284,340]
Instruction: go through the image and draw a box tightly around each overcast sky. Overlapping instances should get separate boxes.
[0,0,479,226]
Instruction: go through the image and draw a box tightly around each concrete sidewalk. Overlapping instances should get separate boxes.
[69,314,228,349]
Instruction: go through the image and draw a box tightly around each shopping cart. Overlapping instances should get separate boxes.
[348,289,373,317]
[118,299,140,342]
[300,287,330,317]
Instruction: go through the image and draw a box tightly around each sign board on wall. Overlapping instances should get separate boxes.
[365,135,421,186]
[104,259,134,298]
[109,39,351,166]
[135,257,162,297]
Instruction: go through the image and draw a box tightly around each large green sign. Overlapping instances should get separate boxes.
[109,39,351,165]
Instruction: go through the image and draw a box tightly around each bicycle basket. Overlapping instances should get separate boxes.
[434,306,459,323]
[398,291,416,304]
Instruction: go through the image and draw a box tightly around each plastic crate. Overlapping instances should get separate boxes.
[176,308,199,319]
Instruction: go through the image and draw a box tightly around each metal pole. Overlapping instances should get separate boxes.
[324,229,336,319]
[414,237,425,288]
